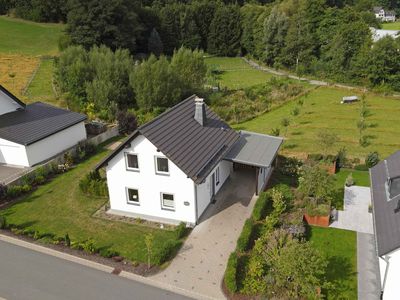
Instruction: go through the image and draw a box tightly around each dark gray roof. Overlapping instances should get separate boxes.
[225,131,283,168]
[370,151,400,256]
[0,102,87,145]
[97,95,240,184]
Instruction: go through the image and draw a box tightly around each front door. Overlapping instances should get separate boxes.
[211,173,216,200]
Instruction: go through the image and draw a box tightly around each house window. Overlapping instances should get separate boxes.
[161,193,175,210]
[215,167,220,185]
[155,156,169,174]
[126,188,139,205]
[125,153,139,171]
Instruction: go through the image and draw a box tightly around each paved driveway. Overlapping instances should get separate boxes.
[0,164,30,185]
[152,169,257,299]
[330,186,373,234]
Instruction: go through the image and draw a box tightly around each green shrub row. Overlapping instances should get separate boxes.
[152,240,183,265]
[236,218,255,253]
[224,252,238,293]
[252,192,272,221]
[174,222,188,239]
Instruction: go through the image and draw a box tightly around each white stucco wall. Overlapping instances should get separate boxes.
[25,122,87,166]
[0,91,22,115]
[106,134,197,224]
[196,160,232,219]
[0,138,29,166]
[380,249,400,300]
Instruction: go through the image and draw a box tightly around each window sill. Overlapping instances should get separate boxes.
[127,201,140,206]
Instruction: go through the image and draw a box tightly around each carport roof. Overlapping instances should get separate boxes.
[224,131,283,168]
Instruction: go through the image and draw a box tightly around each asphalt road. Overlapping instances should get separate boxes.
[0,240,192,300]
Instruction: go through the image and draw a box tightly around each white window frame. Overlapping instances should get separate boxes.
[155,156,170,175]
[161,192,175,211]
[215,167,220,185]
[125,152,139,171]
[126,187,140,205]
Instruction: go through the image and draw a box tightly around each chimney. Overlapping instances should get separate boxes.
[194,97,206,126]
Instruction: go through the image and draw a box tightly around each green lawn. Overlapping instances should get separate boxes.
[335,168,370,188]
[205,56,274,89]
[381,21,400,30]
[0,143,179,263]
[309,226,357,300]
[235,86,400,159]
[26,58,66,107]
[0,16,63,56]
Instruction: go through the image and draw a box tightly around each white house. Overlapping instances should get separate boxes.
[370,27,400,42]
[370,151,400,299]
[374,7,396,22]
[96,95,282,225]
[0,85,87,167]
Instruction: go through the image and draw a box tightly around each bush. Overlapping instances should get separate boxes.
[274,184,293,203]
[99,248,119,258]
[0,184,8,200]
[174,222,187,239]
[79,171,108,197]
[252,192,271,221]
[279,156,302,177]
[81,239,97,254]
[345,173,354,187]
[336,147,347,168]
[6,185,32,199]
[365,152,379,168]
[224,252,238,293]
[270,127,280,136]
[65,233,71,247]
[152,240,183,265]
[117,110,138,134]
[0,216,6,229]
[236,218,255,253]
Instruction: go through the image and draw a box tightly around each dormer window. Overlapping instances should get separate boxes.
[387,176,400,200]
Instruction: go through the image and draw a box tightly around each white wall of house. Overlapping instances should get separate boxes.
[25,122,87,166]
[0,138,29,166]
[196,160,232,219]
[257,166,272,194]
[0,91,22,116]
[380,249,400,300]
[106,134,197,224]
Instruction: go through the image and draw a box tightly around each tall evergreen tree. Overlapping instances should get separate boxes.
[148,28,163,56]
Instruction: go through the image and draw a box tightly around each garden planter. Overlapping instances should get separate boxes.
[303,213,330,227]
[321,162,336,175]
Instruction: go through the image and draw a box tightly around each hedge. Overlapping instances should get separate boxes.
[252,192,271,221]
[236,218,255,253]
[224,252,238,293]
[152,240,183,265]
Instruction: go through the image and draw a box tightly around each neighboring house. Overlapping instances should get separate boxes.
[370,151,400,300]
[0,85,87,167]
[96,95,283,225]
[374,6,396,22]
[370,27,400,42]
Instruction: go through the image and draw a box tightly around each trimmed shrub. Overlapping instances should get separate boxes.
[365,152,379,168]
[174,222,187,239]
[0,216,6,229]
[236,218,254,253]
[252,192,271,221]
[152,240,183,265]
[224,252,238,293]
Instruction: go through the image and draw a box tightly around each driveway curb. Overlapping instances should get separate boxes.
[0,234,212,300]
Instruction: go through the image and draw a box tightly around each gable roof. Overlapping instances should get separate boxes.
[0,102,87,145]
[97,95,240,184]
[370,151,400,256]
[0,85,26,110]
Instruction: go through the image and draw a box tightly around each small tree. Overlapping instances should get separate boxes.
[144,233,154,270]
[117,110,138,135]
[281,118,290,136]
[271,127,280,137]
[365,152,379,168]
[316,131,339,158]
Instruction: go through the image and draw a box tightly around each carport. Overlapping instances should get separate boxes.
[224,130,283,195]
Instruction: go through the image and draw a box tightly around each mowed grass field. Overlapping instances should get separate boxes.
[381,21,400,30]
[235,86,400,159]
[0,16,63,104]
[205,56,274,89]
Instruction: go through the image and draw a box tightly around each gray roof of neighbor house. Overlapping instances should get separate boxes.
[225,131,283,168]
[0,102,87,145]
[370,151,400,256]
[96,95,240,184]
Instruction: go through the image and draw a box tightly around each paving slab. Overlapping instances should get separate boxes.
[358,232,381,300]
[152,169,257,299]
[330,186,373,234]
[0,164,30,185]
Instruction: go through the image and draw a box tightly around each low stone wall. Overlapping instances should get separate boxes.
[87,125,119,146]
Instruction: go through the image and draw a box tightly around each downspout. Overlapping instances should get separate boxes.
[194,183,198,225]
[380,255,390,299]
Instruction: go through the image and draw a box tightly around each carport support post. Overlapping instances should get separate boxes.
[255,167,259,196]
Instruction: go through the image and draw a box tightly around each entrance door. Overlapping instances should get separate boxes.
[211,173,216,200]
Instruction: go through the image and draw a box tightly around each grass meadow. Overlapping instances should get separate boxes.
[381,21,400,30]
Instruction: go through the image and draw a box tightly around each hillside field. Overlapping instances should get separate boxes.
[381,21,400,30]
